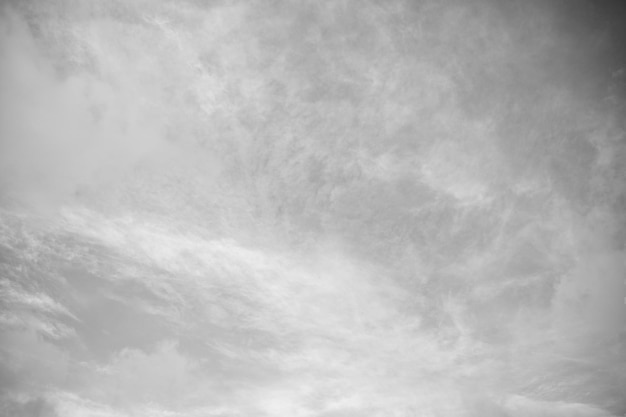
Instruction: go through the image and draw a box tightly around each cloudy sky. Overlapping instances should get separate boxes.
[1,0,625,416]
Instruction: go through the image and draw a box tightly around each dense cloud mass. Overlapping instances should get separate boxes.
[1,0,625,416]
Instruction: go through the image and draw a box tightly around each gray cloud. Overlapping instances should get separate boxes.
[1,0,625,416]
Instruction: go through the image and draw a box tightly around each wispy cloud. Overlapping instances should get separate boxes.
[1,0,625,415]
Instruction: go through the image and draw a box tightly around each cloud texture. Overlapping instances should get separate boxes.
[1,0,625,416]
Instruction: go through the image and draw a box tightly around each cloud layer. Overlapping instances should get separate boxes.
[1,0,625,416]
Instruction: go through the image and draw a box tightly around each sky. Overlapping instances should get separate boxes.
[0,0,625,416]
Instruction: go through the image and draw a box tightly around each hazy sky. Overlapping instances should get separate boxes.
[1,1,625,416]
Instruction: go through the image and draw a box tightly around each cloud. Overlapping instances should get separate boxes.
[0,329,70,397]
[92,341,194,408]
[0,5,173,210]
[551,244,626,354]
[1,0,625,415]
[0,396,58,417]
[504,395,616,417]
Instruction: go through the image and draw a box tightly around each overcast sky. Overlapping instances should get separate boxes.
[1,1,625,416]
